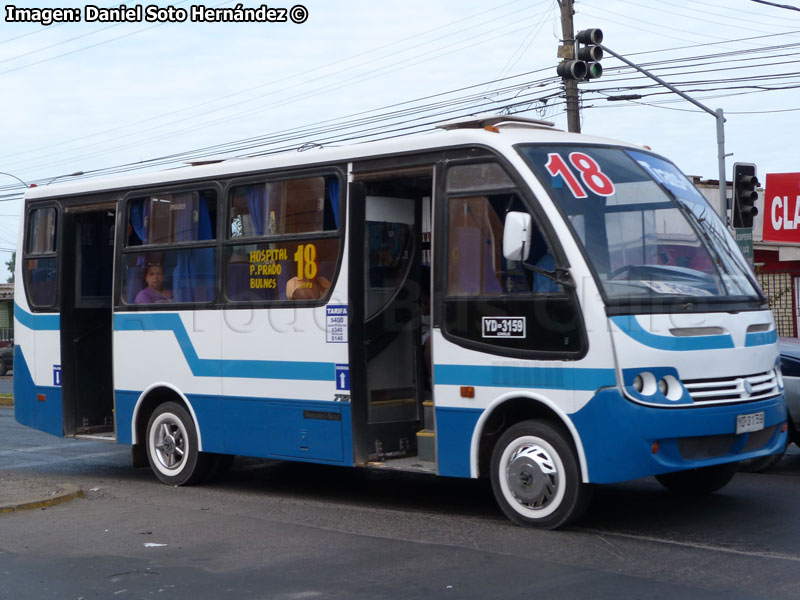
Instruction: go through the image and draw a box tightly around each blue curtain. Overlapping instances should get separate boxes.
[126,199,150,302]
[327,177,339,228]
[129,199,148,243]
[246,186,266,236]
[174,193,215,302]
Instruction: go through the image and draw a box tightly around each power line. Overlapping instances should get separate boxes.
[699,0,800,21]
[610,0,800,37]
[0,0,545,168]
[4,13,800,187]
[0,0,220,77]
[751,0,800,12]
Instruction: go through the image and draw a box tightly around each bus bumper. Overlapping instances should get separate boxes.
[571,388,788,484]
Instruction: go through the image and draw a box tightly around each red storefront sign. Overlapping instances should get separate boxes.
[763,172,800,243]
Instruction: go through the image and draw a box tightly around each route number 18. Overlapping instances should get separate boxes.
[545,152,616,198]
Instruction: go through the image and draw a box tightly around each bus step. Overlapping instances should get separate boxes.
[367,455,436,474]
[74,432,116,443]
[422,401,435,430]
[416,429,436,463]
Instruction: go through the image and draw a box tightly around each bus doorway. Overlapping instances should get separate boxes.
[60,205,117,438]
[349,168,434,467]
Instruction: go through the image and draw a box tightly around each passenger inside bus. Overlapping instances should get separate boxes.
[285,274,331,300]
[135,263,173,304]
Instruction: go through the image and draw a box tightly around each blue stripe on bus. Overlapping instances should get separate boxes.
[13,345,64,437]
[115,389,354,466]
[113,313,335,381]
[610,315,735,351]
[434,364,615,391]
[745,330,778,347]
[14,303,60,330]
[434,406,482,478]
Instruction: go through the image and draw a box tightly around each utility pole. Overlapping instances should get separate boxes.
[600,44,729,222]
[557,0,581,133]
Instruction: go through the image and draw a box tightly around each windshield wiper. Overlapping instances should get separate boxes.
[666,192,764,304]
[649,178,739,283]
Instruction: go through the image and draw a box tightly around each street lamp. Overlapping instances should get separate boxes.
[0,171,29,188]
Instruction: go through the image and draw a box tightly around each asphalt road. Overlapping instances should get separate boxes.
[0,375,12,395]
[2,406,800,599]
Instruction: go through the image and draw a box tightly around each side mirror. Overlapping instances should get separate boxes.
[503,212,532,261]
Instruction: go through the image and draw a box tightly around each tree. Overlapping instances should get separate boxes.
[5,251,14,283]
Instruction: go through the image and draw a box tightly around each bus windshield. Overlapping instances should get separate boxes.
[520,145,762,308]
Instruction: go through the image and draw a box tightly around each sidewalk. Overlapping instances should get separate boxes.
[0,474,84,514]
[0,394,85,514]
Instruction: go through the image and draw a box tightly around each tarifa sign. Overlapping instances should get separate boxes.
[763,172,800,243]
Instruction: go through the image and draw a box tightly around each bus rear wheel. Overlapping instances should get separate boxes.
[146,402,208,486]
[490,420,592,529]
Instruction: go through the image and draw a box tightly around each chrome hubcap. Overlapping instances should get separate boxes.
[154,421,185,470]
[506,444,559,509]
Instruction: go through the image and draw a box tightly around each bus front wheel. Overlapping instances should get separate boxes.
[146,402,208,486]
[655,463,737,495]
[490,420,592,529]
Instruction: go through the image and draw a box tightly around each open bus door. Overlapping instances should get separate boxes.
[348,169,434,466]
[59,203,117,438]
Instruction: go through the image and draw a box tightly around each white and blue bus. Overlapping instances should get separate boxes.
[13,115,787,528]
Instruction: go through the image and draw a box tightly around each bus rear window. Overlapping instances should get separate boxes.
[26,207,56,253]
[24,207,58,308]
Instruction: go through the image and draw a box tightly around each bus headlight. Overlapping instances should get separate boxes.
[659,375,683,402]
[633,371,657,395]
[776,361,784,390]
[624,368,691,404]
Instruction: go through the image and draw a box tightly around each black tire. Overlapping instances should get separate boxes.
[739,440,787,473]
[490,420,592,529]
[655,463,737,495]
[0,359,6,377]
[203,453,235,483]
[792,427,800,448]
[146,402,209,486]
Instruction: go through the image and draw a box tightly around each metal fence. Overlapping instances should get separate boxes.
[756,271,796,337]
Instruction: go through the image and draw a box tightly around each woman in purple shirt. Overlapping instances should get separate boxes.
[135,264,172,304]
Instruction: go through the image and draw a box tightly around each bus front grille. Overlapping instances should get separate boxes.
[683,369,780,404]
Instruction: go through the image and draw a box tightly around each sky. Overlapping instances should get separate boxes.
[1,0,800,281]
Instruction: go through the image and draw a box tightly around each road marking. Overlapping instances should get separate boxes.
[0,442,102,455]
[582,528,800,563]
[3,449,126,469]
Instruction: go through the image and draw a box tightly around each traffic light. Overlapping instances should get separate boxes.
[733,162,759,229]
[557,28,604,81]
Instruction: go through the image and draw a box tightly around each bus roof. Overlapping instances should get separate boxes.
[24,115,640,201]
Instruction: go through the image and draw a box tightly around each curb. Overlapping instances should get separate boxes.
[0,484,84,514]
[0,397,13,407]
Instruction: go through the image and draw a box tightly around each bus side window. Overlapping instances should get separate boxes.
[225,175,341,304]
[121,190,218,306]
[446,194,562,296]
[23,207,58,308]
